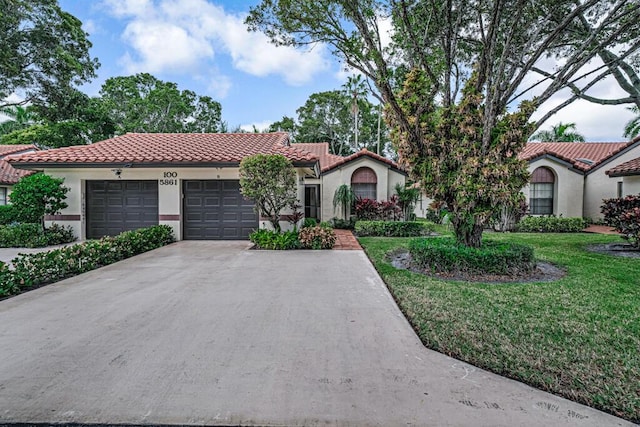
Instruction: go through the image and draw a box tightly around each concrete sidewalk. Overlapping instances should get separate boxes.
[0,241,631,426]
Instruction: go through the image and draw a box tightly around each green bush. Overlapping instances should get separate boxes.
[249,229,300,250]
[302,217,318,228]
[0,205,17,225]
[409,237,535,276]
[319,221,333,229]
[330,217,356,230]
[298,226,336,249]
[517,216,588,233]
[602,194,640,248]
[355,220,435,237]
[0,223,76,248]
[0,225,175,297]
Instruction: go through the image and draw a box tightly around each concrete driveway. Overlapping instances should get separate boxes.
[0,241,631,426]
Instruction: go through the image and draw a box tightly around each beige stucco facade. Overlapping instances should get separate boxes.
[620,175,640,195]
[319,157,406,222]
[524,157,585,218]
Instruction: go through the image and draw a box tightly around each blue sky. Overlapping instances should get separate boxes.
[59,0,635,141]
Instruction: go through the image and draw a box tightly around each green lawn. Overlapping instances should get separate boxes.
[358,232,640,422]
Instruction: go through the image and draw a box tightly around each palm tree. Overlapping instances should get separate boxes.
[623,106,639,140]
[333,184,356,220]
[530,122,585,142]
[343,75,368,150]
[0,105,37,135]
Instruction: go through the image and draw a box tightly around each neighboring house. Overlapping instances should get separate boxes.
[413,138,640,220]
[0,144,38,205]
[7,133,406,240]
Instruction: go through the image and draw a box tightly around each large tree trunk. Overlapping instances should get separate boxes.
[452,216,484,248]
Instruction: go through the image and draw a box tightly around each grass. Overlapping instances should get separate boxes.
[358,231,640,422]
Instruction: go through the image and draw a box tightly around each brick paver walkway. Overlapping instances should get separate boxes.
[583,225,620,235]
[333,229,361,250]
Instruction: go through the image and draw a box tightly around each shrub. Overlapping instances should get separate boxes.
[355,220,435,237]
[0,225,175,297]
[319,221,333,229]
[298,226,336,249]
[424,200,448,224]
[602,194,640,248]
[517,216,588,233]
[354,196,402,221]
[409,237,535,276]
[0,223,76,248]
[302,217,318,228]
[330,217,356,230]
[9,173,69,225]
[0,205,17,225]
[249,229,300,250]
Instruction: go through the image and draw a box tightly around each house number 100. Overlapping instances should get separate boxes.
[160,171,178,185]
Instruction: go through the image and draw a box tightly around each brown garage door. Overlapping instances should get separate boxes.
[86,180,158,239]
[183,180,257,240]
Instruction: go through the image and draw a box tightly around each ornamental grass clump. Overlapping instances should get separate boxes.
[298,226,336,249]
[409,237,535,276]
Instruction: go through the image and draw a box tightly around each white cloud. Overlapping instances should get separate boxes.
[205,73,232,99]
[240,120,273,133]
[102,0,329,85]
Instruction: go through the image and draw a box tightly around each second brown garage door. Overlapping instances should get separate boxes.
[183,180,257,240]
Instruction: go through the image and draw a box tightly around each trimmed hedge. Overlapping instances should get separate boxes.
[0,205,17,225]
[249,229,300,250]
[409,237,535,276]
[355,220,435,237]
[517,216,588,233]
[0,225,175,297]
[0,223,76,248]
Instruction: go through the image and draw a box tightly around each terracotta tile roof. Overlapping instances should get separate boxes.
[520,141,633,172]
[0,144,37,158]
[8,133,318,167]
[606,157,640,177]
[293,143,345,171]
[323,148,402,173]
[0,144,38,185]
[0,160,35,185]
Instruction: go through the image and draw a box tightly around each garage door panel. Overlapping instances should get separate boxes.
[183,180,257,240]
[87,180,158,239]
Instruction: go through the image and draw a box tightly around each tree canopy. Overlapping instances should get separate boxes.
[247,0,640,247]
[99,73,222,134]
[0,0,99,109]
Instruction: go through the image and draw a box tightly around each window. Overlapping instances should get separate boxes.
[0,187,6,205]
[530,167,554,215]
[304,185,320,219]
[351,167,377,200]
[617,181,623,198]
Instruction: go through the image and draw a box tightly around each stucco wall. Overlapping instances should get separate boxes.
[584,147,640,219]
[622,175,640,195]
[524,158,584,218]
[319,158,406,222]
[42,166,310,240]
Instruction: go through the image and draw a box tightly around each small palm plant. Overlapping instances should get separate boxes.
[333,184,356,220]
[530,122,585,142]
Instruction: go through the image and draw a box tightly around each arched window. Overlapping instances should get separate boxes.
[351,167,377,200]
[530,167,555,215]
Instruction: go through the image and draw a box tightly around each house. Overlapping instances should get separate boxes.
[0,144,38,205]
[413,138,640,220]
[7,133,406,240]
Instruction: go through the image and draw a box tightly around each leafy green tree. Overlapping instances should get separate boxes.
[99,73,222,134]
[0,0,98,109]
[530,122,586,142]
[267,116,297,138]
[333,184,356,221]
[239,154,297,232]
[9,173,69,228]
[247,0,639,247]
[623,106,640,139]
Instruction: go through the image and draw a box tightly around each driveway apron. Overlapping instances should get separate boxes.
[0,241,631,426]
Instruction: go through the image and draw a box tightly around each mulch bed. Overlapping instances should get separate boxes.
[387,249,565,284]
[586,243,640,258]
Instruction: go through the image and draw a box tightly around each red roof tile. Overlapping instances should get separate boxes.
[8,133,317,167]
[0,144,37,158]
[0,160,35,185]
[322,148,402,173]
[520,141,633,172]
[606,157,640,177]
[293,143,345,171]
